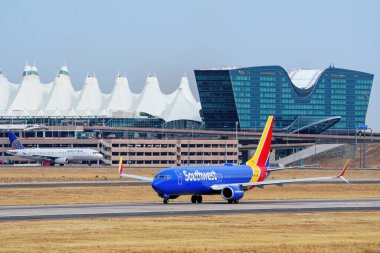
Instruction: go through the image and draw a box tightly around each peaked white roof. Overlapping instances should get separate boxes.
[106,75,137,112]
[35,107,46,117]
[288,68,324,89]
[75,76,107,111]
[0,72,19,110]
[134,75,170,116]
[45,66,77,112]
[8,65,53,111]
[178,76,197,104]
[159,87,202,122]
[0,65,202,121]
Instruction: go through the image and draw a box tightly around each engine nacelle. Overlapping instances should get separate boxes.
[221,186,244,201]
[54,158,69,164]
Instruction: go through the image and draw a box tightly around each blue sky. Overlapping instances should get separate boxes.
[0,0,379,130]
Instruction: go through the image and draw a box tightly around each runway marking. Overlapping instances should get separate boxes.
[0,198,379,221]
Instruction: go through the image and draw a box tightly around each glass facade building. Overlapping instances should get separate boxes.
[194,66,373,133]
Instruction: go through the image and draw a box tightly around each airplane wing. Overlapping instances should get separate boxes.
[267,164,320,172]
[118,156,154,182]
[211,160,350,191]
[29,154,67,160]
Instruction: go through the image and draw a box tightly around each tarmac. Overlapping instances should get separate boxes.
[1,198,379,221]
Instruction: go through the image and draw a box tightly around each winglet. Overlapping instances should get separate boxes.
[118,156,123,176]
[338,159,350,177]
[338,159,350,183]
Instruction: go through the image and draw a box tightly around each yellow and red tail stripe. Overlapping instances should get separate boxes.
[247,115,274,167]
[118,156,124,175]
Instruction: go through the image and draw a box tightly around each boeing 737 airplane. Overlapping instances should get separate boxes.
[6,132,103,166]
[118,116,350,204]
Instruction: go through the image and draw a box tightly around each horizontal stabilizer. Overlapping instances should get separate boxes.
[118,156,154,182]
[119,173,154,182]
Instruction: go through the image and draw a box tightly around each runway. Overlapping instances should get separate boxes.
[0,179,379,188]
[1,198,379,221]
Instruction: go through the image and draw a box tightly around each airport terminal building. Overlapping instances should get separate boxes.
[0,65,202,129]
[0,64,375,166]
[194,66,374,134]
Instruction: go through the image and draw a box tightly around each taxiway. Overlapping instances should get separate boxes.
[1,198,379,221]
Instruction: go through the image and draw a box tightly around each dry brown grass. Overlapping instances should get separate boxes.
[0,166,160,183]
[1,183,379,206]
[0,212,379,252]
[0,166,379,183]
[0,165,379,206]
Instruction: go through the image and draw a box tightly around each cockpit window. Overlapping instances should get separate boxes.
[154,175,171,179]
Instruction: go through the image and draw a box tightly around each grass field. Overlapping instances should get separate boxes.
[0,212,379,253]
[1,167,379,253]
[0,167,159,183]
[0,166,379,206]
[0,166,379,183]
[1,183,379,206]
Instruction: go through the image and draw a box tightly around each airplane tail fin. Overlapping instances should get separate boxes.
[118,156,124,177]
[7,131,25,149]
[246,116,274,167]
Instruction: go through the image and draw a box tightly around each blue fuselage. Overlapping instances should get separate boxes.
[151,165,267,198]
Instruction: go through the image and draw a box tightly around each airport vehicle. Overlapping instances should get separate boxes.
[118,116,350,204]
[6,131,103,166]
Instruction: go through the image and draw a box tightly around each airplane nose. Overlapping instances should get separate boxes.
[152,179,162,193]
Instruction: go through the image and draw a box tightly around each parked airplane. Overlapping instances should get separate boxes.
[118,116,350,204]
[6,132,103,166]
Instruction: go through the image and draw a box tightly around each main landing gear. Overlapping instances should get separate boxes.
[228,200,239,204]
[191,195,203,204]
[162,195,201,204]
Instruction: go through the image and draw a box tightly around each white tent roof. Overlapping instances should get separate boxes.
[8,65,53,111]
[0,65,202,121]
[288,68,324,89]
[164,76,198,104]
[45,66,77,112]
[75,76,107,112]
[159,87,202,122]
[134,75,170,116]
[105,75,137,112]
[178,76,197,104]
[34,107,46,117]
[0,72,19,110]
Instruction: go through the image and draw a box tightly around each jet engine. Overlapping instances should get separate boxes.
[54,158,69,165]
[221,186,244,202]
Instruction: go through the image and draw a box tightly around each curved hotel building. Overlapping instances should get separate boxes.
[195,65,373,133]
